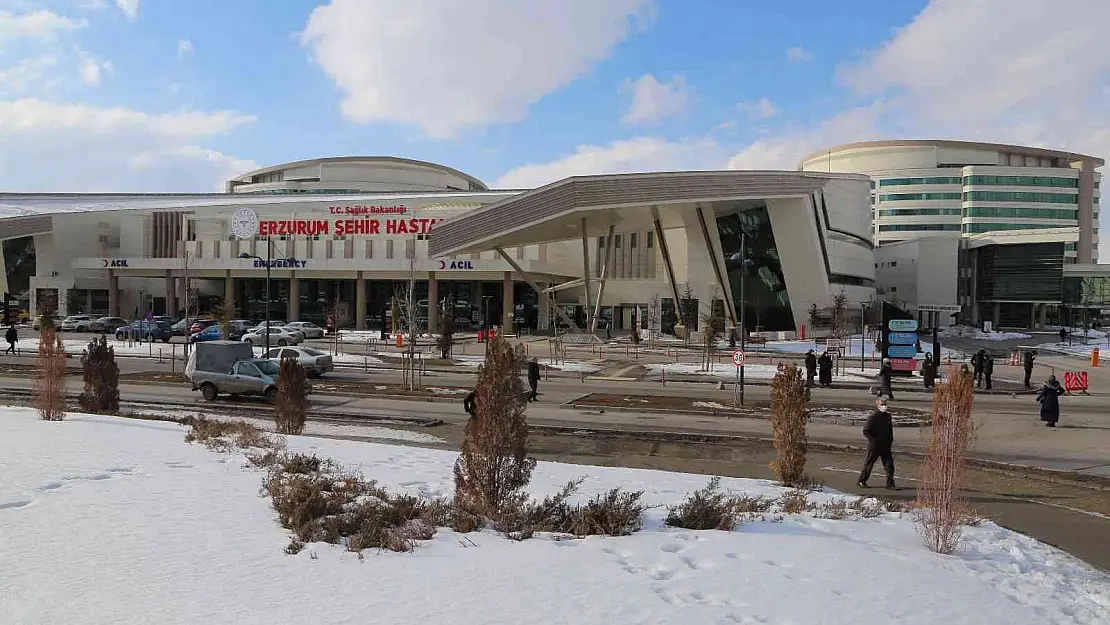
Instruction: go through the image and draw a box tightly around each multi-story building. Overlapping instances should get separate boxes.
[801,140,1104,328]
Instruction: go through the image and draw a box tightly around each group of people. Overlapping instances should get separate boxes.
[803,350,835,387]
[970,349,996,390]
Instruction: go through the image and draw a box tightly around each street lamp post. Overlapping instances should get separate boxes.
[859,302,867,371]
[482,294,493,352]
[738,232,746,406]
[239,237,275,353]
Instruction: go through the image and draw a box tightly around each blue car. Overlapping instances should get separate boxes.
[188,324,223,343]
[116,320,172,343]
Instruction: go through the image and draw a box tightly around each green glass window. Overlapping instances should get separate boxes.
[963,175,1078,188]
[963,191,1078,204]
[877,224,961,232]
[878,208,962,217]
[879,193,962,201]
[961,223,1073,234]
[1065,243,1077,251]
[963,207,1078,220]
[879,177,962,187]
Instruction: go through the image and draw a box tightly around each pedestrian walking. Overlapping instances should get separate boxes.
[1036,375,1065,428]
[527,356,540,403]
[817,352,833,387]
[922,353,936,389]
[804,349,817,387]
[1059,327,1068,343]
[4,325,16,355]
[463,390,477,417]
[972,348,986,388]
[858,398,896,490]
[878,358,894,399]
[983,353,994,390]
[1022,350,1037,389]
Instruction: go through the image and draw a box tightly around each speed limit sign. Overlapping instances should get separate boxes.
[732,350,746,366]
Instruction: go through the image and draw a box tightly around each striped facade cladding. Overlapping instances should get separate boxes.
[0,216,52,240]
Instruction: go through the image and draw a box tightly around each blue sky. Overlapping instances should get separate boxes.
[0,0,1106,195]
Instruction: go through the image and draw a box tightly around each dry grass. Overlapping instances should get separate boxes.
[33,328,67,421]
[495,479,646,540]
[665,477,742,531]
[770,363,809,486]
[777,489,811,514]
[813,497,886,520]
[184,417,278,453]
[916,365,976,555]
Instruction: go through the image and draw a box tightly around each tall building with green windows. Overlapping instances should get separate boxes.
[800,140,1103,329]
[799,140,1101,263]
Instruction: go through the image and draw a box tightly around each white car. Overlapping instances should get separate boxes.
[241,327,301,347]
[249,320,304,343]
[60,315,95,332]
[284,321,325,340]
[263,346,334,376]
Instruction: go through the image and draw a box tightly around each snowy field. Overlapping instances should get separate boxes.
[938,326,1032,341]
[453,354,602,373]
[646,362,880,383]
[3,407,1109,624]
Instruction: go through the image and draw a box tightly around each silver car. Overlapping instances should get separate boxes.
[60,315,95,332]
[241,327,301,346]
[284,321,325,340]
[263,346,334,376]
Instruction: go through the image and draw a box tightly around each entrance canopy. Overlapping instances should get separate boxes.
[428,170,866,256]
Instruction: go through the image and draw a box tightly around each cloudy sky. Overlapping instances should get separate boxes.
[0,0,1107,198]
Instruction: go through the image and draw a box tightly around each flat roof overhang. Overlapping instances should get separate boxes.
[427,170,868,256]
[964,227,1080,249]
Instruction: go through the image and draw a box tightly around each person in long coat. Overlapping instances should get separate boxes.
[972,349,986,388]
[463,390,477,417]
[858,397,896,490]
[878,358,894,399]
[1022,350,1037,389]
[922,353,936,389]
[527,357,541,403]
[804,350,817,387]
[817,352,833,387]
[1036,376,1065,427]
[982,354,995,390]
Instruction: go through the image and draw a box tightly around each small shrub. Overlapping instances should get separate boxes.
[665,477,739,531]
[813,499,848,520]
[847,496,885,519]
[494,479,580,538]
[79,336,119,414]
[565,489,645,537]
[275,357,308,435]
[770,363,809,486]
[778,489,811,514]
[185,417,275,452]
[917,365,976,554]
[733,494,774,515]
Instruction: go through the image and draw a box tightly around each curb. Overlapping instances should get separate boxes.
[560,400,928,428]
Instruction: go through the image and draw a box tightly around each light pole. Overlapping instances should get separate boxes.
[482,294,493,352]
[239,237,276,353]
[738,231,746,406]
[859,301,867,371]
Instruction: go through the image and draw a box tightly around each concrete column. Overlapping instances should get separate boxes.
[503,271,514,332]
[108,272,119,316]
[288,276,300,321]
[427,272,439,333]
[1030,304,1037,330]
[224,273,235,313]
[165,272,177,318]
[1038,303,1048,329]
[85,290,94,315]
[355,273,367,330]
[992,302,1001,328]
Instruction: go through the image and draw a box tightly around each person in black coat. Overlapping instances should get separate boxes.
[982,354,994,390]
[858,398,896,489]
[804,350,817,387]
[1059,327,1068,343]
[972,349,986,388]
[526,357,541,403]
[922,353,936,389]
[463,390,477,417]
[4,325,16,355]
[1022,350,1037,389]
[878,358,894,399]
[1036,376,1065,427]
[817,352,833,387]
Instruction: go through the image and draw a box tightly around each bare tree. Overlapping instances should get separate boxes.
[679,284,696,347]
[916,365,976,554]
[647,292,660,348]
[34,307,67,421]
[831,289,850,341]
[770,363,809,485]
[453,333,536,518]
[394,245,425,390]
[698,291,723,371]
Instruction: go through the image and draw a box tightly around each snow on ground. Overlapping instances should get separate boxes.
[647,362,879,382]
[453,354,602,373]
[2,406,1108,624]
[938,325,1032,341]
[761,337,964,359]
[1030,341,1108,359]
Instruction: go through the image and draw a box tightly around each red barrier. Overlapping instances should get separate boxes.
[1063,371,1089,392]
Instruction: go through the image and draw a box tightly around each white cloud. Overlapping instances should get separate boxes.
[737,97,777,120]
[786,46,811,62]
[620,74,691,124]
[494,136,724,188]
[115,0,138,21]
[177,39,193,57]
[301,0,654,138]
[0,10,86,41]
[78,0,109,10]
[0,99,257,192]
[0,55,59,93]
[77,48,111,85]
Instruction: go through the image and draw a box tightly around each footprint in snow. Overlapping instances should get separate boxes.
[0,499,32,511]
[36,482,64,492]
[659,542,685,554]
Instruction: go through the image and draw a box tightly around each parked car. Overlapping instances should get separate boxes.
[227,320,255,341]
[117,320,172,342]
[91,316,127,333]
[284,321,325,340]
[185,341,286,402]
[250,321,304,343]
[263,346,334,376]
[153,315,176,325]
[189,319,218,335]
[170,318,192,336]
[32,314,64,330]
[241,327,300,347]
[188,324,223,343]
[60,315,96,332]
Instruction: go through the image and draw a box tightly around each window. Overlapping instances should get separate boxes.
[889,286,898,293]
[647,231,654,248]
[615,235,622,248]
[877,224,961,232]
[405,238,415,259]
[879,177,962,186]
[878,208,962,217]
[963,207,1078,220]
[964,175,1078,188]
[365,240,373,259]
[963,191,1078,204]
[879,193,962,201]
[386,240,394,259]
[630,233,637,248]
[961,223,1074,234]
[890,261,898,268]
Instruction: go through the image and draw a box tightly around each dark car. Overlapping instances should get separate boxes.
[227,320,255,341]
[117,320,172,342]
[188,324,223,343]
[90,316,127,333]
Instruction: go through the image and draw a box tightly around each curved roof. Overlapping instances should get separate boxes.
[800,139,1104,168]
[227,156,488,190]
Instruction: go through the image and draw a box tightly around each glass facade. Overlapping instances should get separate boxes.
[976,243,1063,302]
[1064,276,1110,307]
[878,224,961,232]
[716,206,794,331]
[878,208,962,217]
[962,223,1075,234]
[964,175,1077,187]
[879,192,962,201]
[963,191,1078,204]
[963,207,1077,220]
[879,177,962,186]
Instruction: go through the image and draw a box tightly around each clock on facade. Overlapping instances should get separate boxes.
[230,208,259,240]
